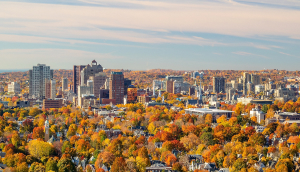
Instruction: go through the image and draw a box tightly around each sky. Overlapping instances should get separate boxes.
[0,0,299,71]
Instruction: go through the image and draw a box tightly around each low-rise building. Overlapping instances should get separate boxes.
[250,108,265,123]
[43,99,63,109]
[8,82,20,94]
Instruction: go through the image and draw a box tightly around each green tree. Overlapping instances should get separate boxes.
[46,157,58,172]
[232,158,247,172]
[57,154,76,172]
[200,132,214,146]
[62,141,72,153]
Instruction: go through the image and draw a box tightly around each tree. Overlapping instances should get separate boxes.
[28,140,53,159]
[57,154,76,172]
[11,131,20,147]
[200,132,214,146]
[180,133,200,150]
[75,139,91,153]
[22,119,34,132]
[275,158,294,172]
[32,127,45,140]
[29,162,46,172]
[231,158,247,172]
[266,109,275,119]
[249,133,266,146]
[111,157,127,172]
[172,162,182,171]
[108,138,123,157]
[262,104,268,113]
[95,151,115,168]
[62,141,72,153]
[205,114,213,124]
[16,162,29,172]
[136,147,151,172]
[46,157,58,172]
[29,107,41,117]
[165,154,177,166]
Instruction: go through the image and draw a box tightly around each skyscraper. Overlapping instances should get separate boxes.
[213,77,225,93]
[80,60,104,86]
[166,80,173,93]
[242,72,251,95]
[62,78,68,91]
[124,79,132,96]
[109,72,124,104]
[251,74,260,85]
[173,80,181,94]
[29,64,53,98]
[73,60,104,94]
[89,72,107,98]
[45,79,56,99]
[73,65,86,94]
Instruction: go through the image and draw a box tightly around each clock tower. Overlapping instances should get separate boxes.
[45,118,50,141]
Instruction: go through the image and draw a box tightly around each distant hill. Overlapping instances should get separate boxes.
[0,69,29,73]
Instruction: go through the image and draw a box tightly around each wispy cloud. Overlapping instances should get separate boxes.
[279,52,299,58]
[232,51,269,58]
[0,0,299,44]
[0,34,113,45]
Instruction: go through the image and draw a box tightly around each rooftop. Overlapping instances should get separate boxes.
[185,108,233,113]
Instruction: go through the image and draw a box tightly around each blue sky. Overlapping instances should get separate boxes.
[0,0,299,70]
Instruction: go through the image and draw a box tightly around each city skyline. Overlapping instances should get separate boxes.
[0,0,300,70]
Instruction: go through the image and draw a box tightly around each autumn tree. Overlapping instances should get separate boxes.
[57,154,76,172]
[46,157,58,172]
[28,140,53,159]
[32,127,45,140]
[111,157,127,172]
[205,114,213,124]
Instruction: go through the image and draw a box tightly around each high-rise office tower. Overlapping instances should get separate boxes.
[89,72,107,98]
[73,65,86,94]
[166,80,174,93]
[45,79,56,99]
[213,77,225,93]
[124,79,132,96]
[62,78,68,91]
[243,72,251,83]
[80,60,103,86]
[251,74,260,85]
[29,64,53,98]
[173,80,181,94]
[243,72,251,95]
[109,72,124,104]
[73,60,104,94]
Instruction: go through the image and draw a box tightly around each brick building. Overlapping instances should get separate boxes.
[166,80,173,93]
[43,99,63,109]
[109,72,124,104]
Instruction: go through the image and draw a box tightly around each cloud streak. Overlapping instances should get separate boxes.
[0,0,299,44]
[232,51,269,59]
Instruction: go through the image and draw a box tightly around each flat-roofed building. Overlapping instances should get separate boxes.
[185,108,233,122]
[43,99,63,109]
[8,82,20,94]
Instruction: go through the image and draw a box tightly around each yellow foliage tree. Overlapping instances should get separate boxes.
[28,140,53,159]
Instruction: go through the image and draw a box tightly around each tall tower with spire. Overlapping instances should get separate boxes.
[45,118,50,141]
